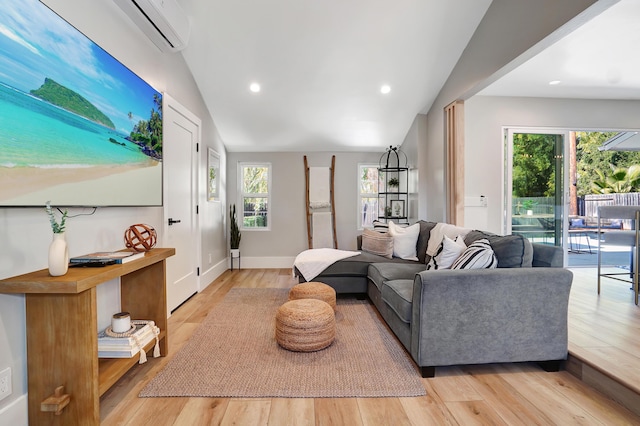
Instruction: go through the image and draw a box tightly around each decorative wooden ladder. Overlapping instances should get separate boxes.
[304,155,337,249]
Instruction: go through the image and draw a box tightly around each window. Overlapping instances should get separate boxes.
[358,164,378,229]
[239,162,271,230]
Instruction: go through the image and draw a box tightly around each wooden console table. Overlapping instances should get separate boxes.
[0,247,175,425]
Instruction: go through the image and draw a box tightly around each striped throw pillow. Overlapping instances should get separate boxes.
[451,238,497,270]
[372,220,389,232]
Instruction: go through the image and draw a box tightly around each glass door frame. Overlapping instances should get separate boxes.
[503,127,571,266]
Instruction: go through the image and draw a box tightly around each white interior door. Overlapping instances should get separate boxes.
[163,94,200,314]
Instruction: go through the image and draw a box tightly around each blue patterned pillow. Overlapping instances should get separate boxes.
[451,238,497,270]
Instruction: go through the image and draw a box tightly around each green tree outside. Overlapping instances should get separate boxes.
[514,131,640,199]
[512,133,557,198]
[575,131,640,195]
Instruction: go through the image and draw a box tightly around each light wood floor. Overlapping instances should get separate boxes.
[100,268,640,425]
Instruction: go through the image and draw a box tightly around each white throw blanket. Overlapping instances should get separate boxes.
[426,223,472,257]
[293,248,360,282]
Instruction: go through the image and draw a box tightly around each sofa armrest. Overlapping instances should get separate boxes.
[410,268,573,368]
[532,243,563,267]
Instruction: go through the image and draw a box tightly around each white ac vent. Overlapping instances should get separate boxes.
[114,0,191,53]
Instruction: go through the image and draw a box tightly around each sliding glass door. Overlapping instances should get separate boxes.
[505,128,569,264]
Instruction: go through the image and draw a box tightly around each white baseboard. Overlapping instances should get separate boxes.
[228,256,296,269]
[200,258,227,290]
[0,394,28,426]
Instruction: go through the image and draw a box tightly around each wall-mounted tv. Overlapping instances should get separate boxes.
[0,0,163,207]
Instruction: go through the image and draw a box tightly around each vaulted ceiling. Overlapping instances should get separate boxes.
[178,0,492,152]
[177,0,639,153]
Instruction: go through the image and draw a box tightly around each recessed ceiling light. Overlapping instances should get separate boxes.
[249,82,261,93]
[380,85,391,94]
[549,80,561,85]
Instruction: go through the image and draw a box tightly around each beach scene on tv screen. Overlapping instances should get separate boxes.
[0,0,163,207]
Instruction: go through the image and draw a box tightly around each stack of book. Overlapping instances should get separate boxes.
[97,321,156,358]
[70,251,145,266]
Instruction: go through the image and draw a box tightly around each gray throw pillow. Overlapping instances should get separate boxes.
[464,230,533,268]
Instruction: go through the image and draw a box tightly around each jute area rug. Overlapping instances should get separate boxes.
[139,288,426,398]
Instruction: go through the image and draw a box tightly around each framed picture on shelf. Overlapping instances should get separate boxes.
[207,148,220,201]
[390,200,405,218]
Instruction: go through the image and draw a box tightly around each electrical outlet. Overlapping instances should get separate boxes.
[0,367,11,401]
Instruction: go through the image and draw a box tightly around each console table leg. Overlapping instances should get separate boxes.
[26,290,100,425]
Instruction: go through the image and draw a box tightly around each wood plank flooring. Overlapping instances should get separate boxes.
[100,267,640,425]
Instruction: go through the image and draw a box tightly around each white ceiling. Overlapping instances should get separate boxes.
[178,0,492,152]
[478,0,640,101]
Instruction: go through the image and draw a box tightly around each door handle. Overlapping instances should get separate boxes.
[168,218,181,226]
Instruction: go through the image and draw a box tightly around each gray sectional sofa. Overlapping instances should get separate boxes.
[296,220,573,377]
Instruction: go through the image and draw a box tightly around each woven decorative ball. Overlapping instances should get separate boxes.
[289,282,337,310]
[275,299,335,352]
[124,224,157,252]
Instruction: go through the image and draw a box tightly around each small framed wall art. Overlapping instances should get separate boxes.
[390,200,405,218]
[208,148,220,201]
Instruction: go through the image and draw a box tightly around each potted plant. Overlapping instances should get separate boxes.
[522,200,538,215]
[387,177,400,192]
[229,204,241,257]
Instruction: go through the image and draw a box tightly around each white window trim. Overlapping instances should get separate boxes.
[357,163,378,230]
[238,161,272,231]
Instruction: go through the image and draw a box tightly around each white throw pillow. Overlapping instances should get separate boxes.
[388,221,420,260]
[451,238,498,270]
[426,235,466,270]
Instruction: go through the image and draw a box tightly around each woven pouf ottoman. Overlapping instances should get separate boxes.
[275,298,335,352]
[288,282,337,310]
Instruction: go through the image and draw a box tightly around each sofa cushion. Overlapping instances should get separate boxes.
[313,252,419,281]
[464,231,533,268]
[381,279,414,324]
[361,229,393,258]
[368,262,427,292]
[451,238,497,269]
[389,221,421,260]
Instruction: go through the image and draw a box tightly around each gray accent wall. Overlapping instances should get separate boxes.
[227,152,382,265]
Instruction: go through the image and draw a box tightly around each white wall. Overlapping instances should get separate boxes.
[0,0,226,422]
[465,96,640,233]
[226,152,382,267]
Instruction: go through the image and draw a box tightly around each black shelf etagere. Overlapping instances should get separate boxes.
[378,146,408,223]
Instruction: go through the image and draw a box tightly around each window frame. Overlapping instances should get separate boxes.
[238,162,272,231]
[357,163,379,230]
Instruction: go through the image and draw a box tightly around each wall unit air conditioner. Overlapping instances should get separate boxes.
[114,0,191,53]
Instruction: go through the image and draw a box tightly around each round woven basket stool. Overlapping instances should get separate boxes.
[288,282,336,310]
[275,299,335,352]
